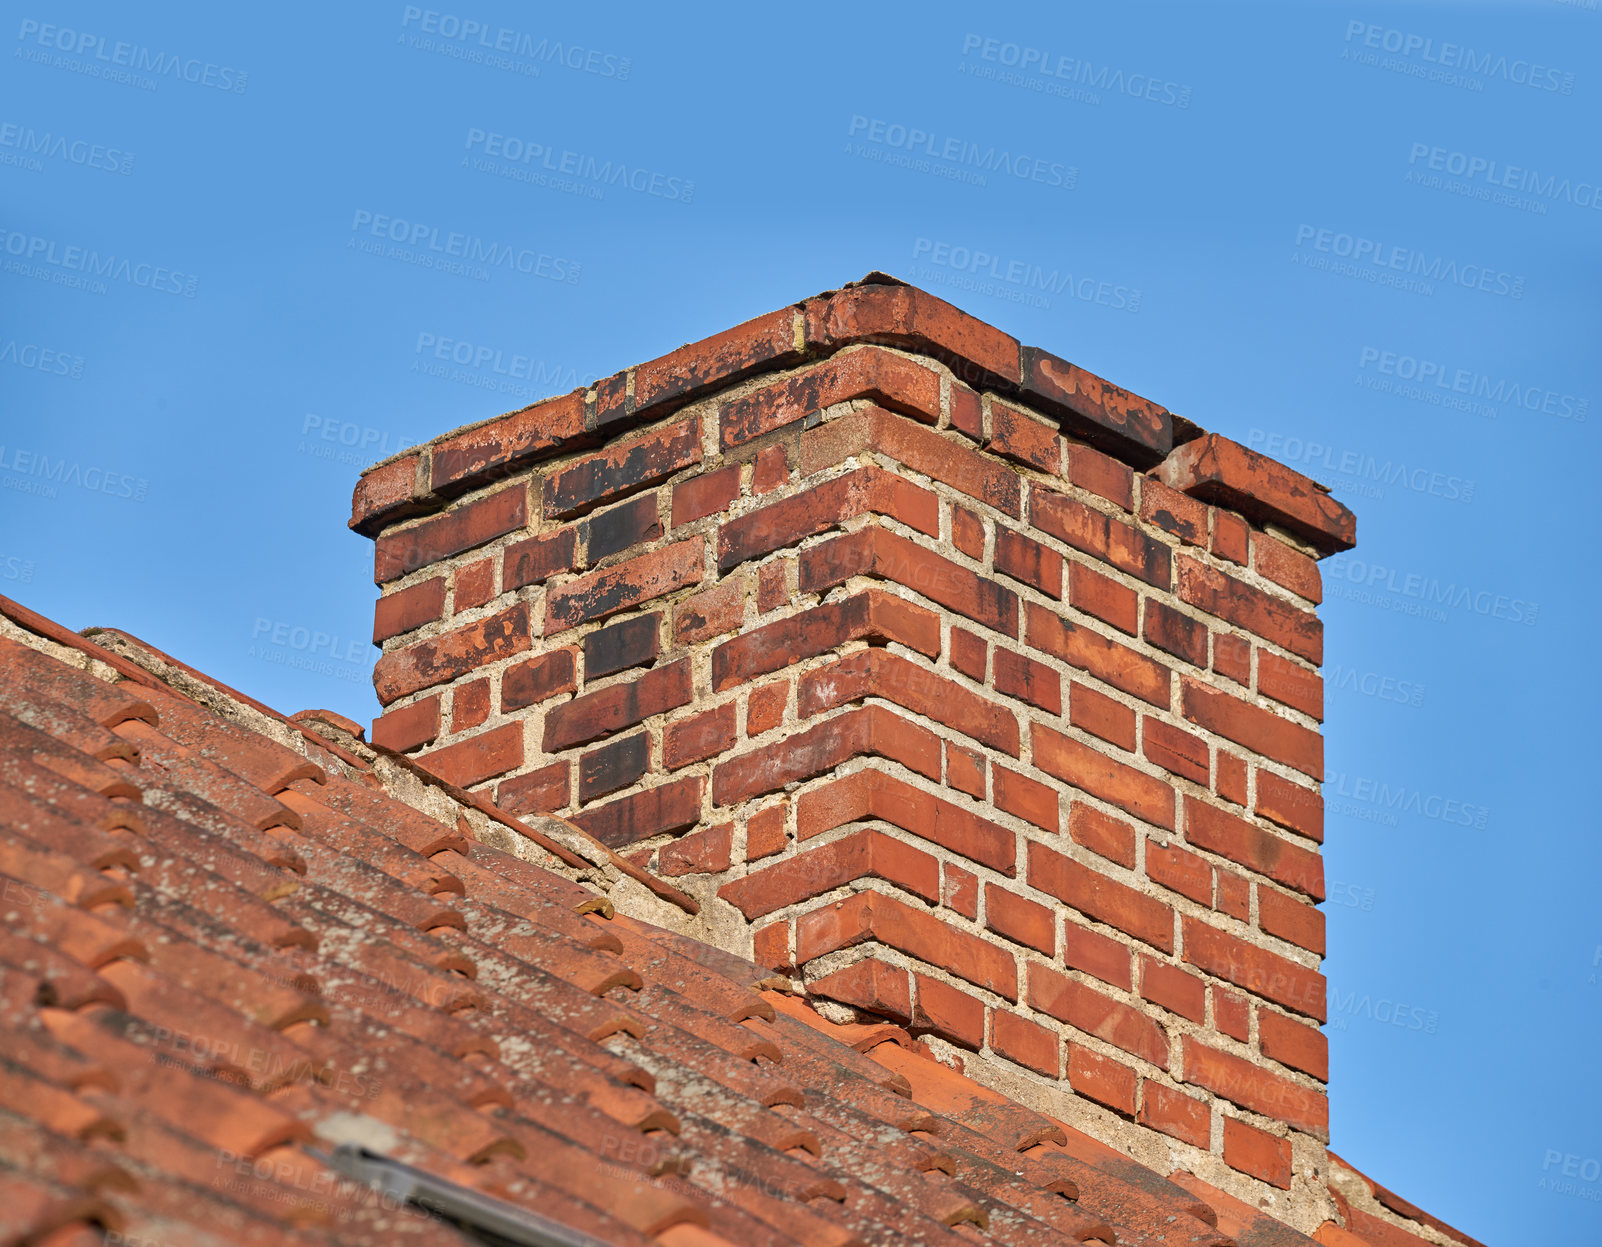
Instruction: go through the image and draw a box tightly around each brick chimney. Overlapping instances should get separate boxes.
[351,274,1356,1225]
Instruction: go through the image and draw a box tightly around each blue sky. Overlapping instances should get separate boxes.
[4,3,1599,1240]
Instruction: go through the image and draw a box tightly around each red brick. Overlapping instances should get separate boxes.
[1143,600,1207,669]
[497,760,569,816]
[753,921,792,972]
[988,401,1062,474]
[712,589,940,690]
[719,829,939,919]
[756,560,789,613]
[1211,510,1250,566]
[1182,678,1323,781]
[1067,803,1135,868]
[1032,724,1175,829]
[1143,717,1209,785]
[658,821,733,877]
[545,418,701,519]
[451,679,491,732]
[792,770,1015,876]
[1259,886,1326,955]
[1028,841,1174,953]
[1184,795,1323,901]
[663,702,737,770]
[712,706,940,806]
[991,1010,1060,1077]
[994,648,1061,714]
[1259,1008,1329,1081]
[994,528,1063,599]
[993,764,1057,832]
[374,484,527,583]
[1214,988,1250,1041]
[746,803,788,860]
[371,695,440,752]
[804,282,1022,390]
[1024,602,1171,709]
[503,527,579,590]
[1255,770,1324,842]
[579,732,650,802]
[546,537,704,634]
[1140,956,1206,1023]
[950,629,987,682]
[800,527,1019,638]
[1030,964,1168,1066]
[453,558,495,611]
[1222,1116,1292,1189]
[1033,487,1170,589]
[586,492,663,562]
[1067,1043,1137,1116]
[571,775,703,849]
[1258,651,1323,720]
[425,391,585,495]
[674,574,747,645]
[985,885,1055,955]
[1252,531,1322,604]
[1178,555,1322,664]
[635,306,802,416]
[373,577,446,643]
[582,614,660,680]
[1183,916,1326,1021]
[952,507,985,560]
[1216,870,1250,921]
[746,680,788,735]
[912,972,985,1050]
[351,453,421,535]
[798,650,1020,756]
[944,862,978,919]
[949,383,983,442]
[671,464,740,528]
[1063,921,1133,990]
[945,741,987,801]
[795,890,1017,1001]
[1215,750,1247,806]
[1019,347,1169,463]
[1146,841,1213,907]
[1069,562,1139,636]
[1067,443,1134,511]
[751,444,790,494]
[1139,1082,1210,1148]
[373,602,531,704]
[1069,682,1137,752]
[718,467,938,571]
[721,346,941,449]
[543,659,693,751]
[502,647,578,710]
[419,721,523,788]
[1139,477,1208,547]
[1212,633,1251,686]
[1157,433,1355,555]
[1182,1036,1328,1136]
[808,958,912,1024]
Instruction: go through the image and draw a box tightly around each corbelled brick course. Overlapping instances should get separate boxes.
[353,273,1355,1221]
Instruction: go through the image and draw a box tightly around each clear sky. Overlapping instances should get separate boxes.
[4,3,1598,1240]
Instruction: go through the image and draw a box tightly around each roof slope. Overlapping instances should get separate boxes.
[0,594,1480,1247]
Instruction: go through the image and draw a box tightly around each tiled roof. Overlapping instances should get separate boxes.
[0,592,1477,1247]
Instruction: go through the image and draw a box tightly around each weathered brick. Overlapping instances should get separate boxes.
[1252,530,1322,604]
[426,391,586,494]
[991,1010,1060,1077]
[1067,443,1134,511]
[1143,600,1208,669]
[1139,1082,1210,1148]
[717,467,938,571]
[1212,632,1251,686]
[503,527,578,591]
[496,760,569,816]
[375,485,527,583]
[1258,1007,1329,1081]
[1182,1036,1328,1137]
[373,577,446,643]
[1024,602,1171,709]
[994,529,1063,599]
[419,721,523,788]
[913,973,985,1050]
[1019,347,1170,464]
[800,527,1019,638]
[1215,750,1248,807]
[945,741,987,801]
[1214,988,1250,1041]
[746,803,788,860]
[1033,487,1170,589]
[635,307,802,415]
[1211,509,1250,565]
[671,464,741,528]
[808,958,911,1024]
[1222,1116,1292,1189]
[1029,964,1169,1066]
[1216,870,1251,921]
[712,706,940,806]
[663,702,737,770]
[674,574,747,645]
[351,453,422,535]
[944,862,979,919]
[1258,651,1323,720]
[721,346,941,449]
[750,444,790,494]
[952,507,986,560]
[1067,803,1135,869]
[1143,717,1209,785]
[1185,796,1323,901]
[1067,1043,1138,1117]
[586,492,662,562]
[804,282,1022,390]
[571,775,704,848]
[1069,682,1137,752]
[545,418,701,519]
[800,649,1020,756]
[1140,956,1206,1023]
[1032,724,1175,829]
[1146,841,1212,907]
[949,383,983,442]
[756,560,789,613]
[546,537,704,635]
[543,659,693,751]
[985,885,1055,955]
[1181,678,1323,781]
[746,680,788,735]
[453,558,495,612]
[1069,562,1139,636]
[1063,921,1133,990]
[1259,886,1326,955]
[753,921,792,972]
[583,614,661,680]
[719,829,939,919]
[1178,556,1322,664]
[1028,841,1174,952]
[1182,916,1326,1021]
[1255,770,1324,843]
[987,401,1062,474]
[371,696,440,752]
[993,764,1057,833]
[579,732,650,802]
[1139,477,1208,547]
[451,679,491,732]
[950,629,987,682]
[712,588,939,690]
[502,647,578,710]
[373,602,531,704]
[658,821,733,877]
